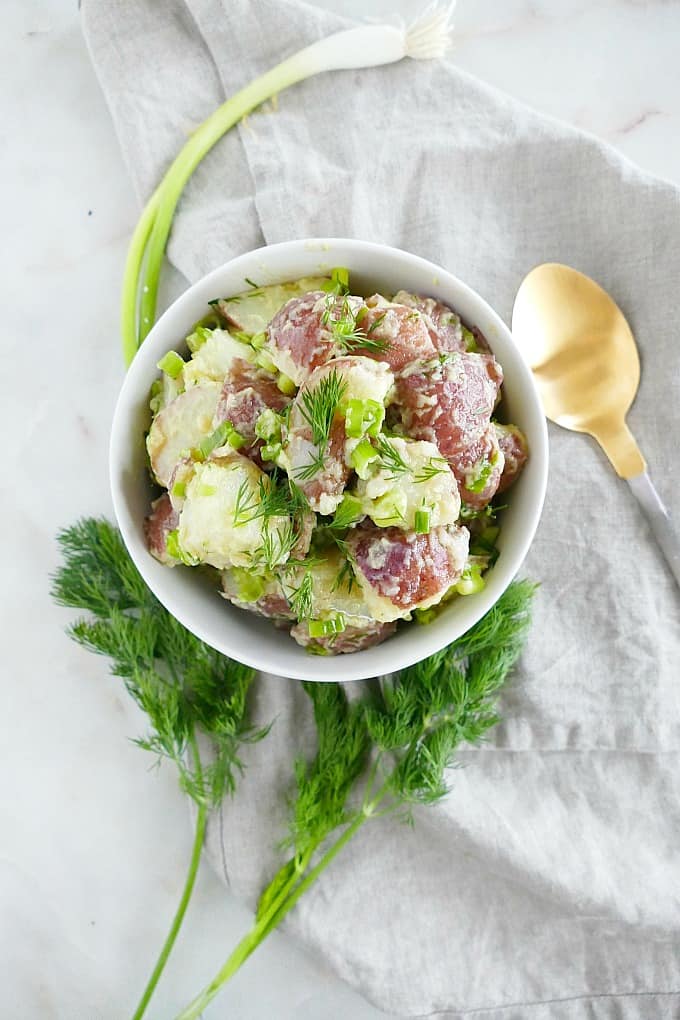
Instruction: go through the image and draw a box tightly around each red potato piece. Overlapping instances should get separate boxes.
[355,296,437,372]
[266,291,360,386]
[215,358,290,467]
[290,619,397,654]
[144,494,179,565]
[396,353,503,460]
[451,426,505,510]
[392,290,465,354]
[347,523,470,619]
[146,383,221,487]
[495,423,529,493]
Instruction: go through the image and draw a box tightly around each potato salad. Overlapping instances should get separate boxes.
[144,270,528,655]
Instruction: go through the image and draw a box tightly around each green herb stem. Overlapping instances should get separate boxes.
[173,848,313,1020]
[173,813,369,1020]
[132,733,207,1020]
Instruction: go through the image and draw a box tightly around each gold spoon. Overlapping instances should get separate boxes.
[512,262,680,590]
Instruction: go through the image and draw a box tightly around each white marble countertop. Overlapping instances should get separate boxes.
[3,1,679,1017]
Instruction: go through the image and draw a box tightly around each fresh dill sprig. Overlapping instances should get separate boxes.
[414,456,450,483]
[234,473,309,528]
[175,580,537,1020]
[331,553,356,595]
[288,571,314,622]
[51,518,268,1020]
[374,435,411,479]
[320,294,390,355]
[233,479,260,526]
[298,368,347,448]
[294,369,347,481]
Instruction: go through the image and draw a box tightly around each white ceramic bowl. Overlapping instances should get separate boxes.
[110,238,548,682]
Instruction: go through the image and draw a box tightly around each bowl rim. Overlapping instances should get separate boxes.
[110,237,549,681]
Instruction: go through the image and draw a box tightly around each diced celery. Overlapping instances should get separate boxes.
[171,480,186,498]
[321,267,350,294]
[344,398,385,439]
[277,373,297,396]
[197,484,217,497]
[166,529,182,560]
[260,442,282,462]
[308,614,346,638]
[232,568,265,603]
[186,326,213,353]
[251,331,267,351]
[465,455,496,494]
[197,420,245,458]
[414,606,438,625]
[307,643,332,656]
[226,428,247,449]
[255,408,281,441]
[149,379,163,415]
[461,326,479,353]
[455,564,486,596]
[350,439,379,479]
[256,350,277,374]
[373,489,407,527]
[331,494,363,530]
[414,507,431,534]
[157,350,184,379]
[231,330,252,344]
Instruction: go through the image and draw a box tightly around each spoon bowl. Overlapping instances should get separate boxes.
[512,262,680,589]
[512,263,644,477]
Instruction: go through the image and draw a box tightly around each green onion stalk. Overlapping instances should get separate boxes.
[121,7,454,364]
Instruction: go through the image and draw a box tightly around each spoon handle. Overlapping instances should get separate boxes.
[627,472,680,591]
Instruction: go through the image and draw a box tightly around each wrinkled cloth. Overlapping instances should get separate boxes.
[82,0,680,1016]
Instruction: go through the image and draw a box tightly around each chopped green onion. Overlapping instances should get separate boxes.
[344,398,385,439]
[462,326,479,353]
[260,442,281,463]
[414,507,431,534]
[251,331,267,351]
[465,455,496,494]
[414,606,438,625]
[171,480,186,498]
[166,530,200,567]
[455,564,486,596]
[198,420,246,458]
[277,373,297,396]
[373,489,408,527]
[255,408,282,442]
[232,568,265,604]
[186,326,213,353]
[149,379,163,414]
[321,267,350,295]
[307,643,332,656]
[231,330,253,345]
[197,484,217,498]
[256,350,277,374]
[350,439,379,479]
[166,529,182,560]
[308,614,346,638]
[226,429,246,450]
[157,350,184,379]
[330,494,364,530]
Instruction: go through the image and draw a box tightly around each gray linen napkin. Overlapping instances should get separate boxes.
[82,1,680,1016]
